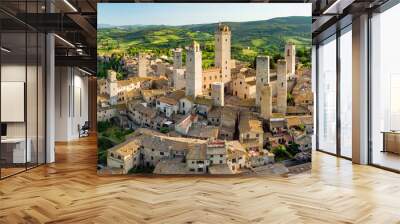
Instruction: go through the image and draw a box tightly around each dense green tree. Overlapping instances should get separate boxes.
[287,143,301,156]
[271,145,293,162]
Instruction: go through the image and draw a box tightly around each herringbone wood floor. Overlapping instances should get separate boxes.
[1,135,400,224]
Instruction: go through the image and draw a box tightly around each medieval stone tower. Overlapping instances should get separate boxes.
[186,41,202,97]
[284,43,296,75]
[260,84,272,120]
[215,23,231,84]
[277,59,287,114]
[256,55,270,106]
[173,69,186,90]
[211,82,224,107]
[173,48,183,69]
[107,70,118,105]
[138,52,147,77]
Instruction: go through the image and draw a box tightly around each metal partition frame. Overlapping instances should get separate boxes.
[0,1,48,180]
[315,21,353,160]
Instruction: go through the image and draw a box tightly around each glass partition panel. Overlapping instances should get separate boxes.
[339,26,352,158]
[0,1,47,178]
[317,35,337,154]
[371,4,400,171]
[1,30,27,178]
[38,32,45,165]
[27,31,38,169]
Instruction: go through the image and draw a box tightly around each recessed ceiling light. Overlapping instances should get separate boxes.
[54,34,75,48]
[63,0,78,12]
[1,47,11,53]
[78,67,92,76]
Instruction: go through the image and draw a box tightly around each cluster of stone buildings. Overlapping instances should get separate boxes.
[107,128,273,174]
[98,23,313,175]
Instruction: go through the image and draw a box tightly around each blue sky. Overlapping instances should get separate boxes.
[98,3,311,26]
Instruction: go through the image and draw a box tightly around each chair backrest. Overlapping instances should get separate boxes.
[79,121,90,130]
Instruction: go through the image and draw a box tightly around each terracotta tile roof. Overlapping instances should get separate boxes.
[108,139,141,158]
[186,144,207,160]
[132,103,157,118]
[187,126,219,139]
[203,68,221,73]
[245,80,256,86]
[158,96,178,105]
[239,112,263,133]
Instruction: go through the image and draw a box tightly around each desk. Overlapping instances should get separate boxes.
[382,131,400,154]
[1,138,31,163]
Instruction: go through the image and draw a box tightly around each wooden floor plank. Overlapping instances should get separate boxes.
[0,135,400,223]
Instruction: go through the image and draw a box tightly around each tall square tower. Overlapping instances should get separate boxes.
[186,41,203,97]
[138,52,147,77]
[256,55,270,106]
[284,43,296,75]
[173,48,183,69]
[215,23,231,84]
[277,59,287,114]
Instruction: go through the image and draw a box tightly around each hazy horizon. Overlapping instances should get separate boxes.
[98,15,311,28]
[98,3,311,26]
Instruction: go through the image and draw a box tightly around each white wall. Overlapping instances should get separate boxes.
[1,63,46,164]
[55,66,89,141]
[1,64,26,138]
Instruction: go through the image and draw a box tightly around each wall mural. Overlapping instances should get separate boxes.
[97,3,313,175]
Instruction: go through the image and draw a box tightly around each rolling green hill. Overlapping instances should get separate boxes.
[97,16,311,69]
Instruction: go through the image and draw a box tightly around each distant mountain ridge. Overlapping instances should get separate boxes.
[98,16,312,67]
[98,24,115,29]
